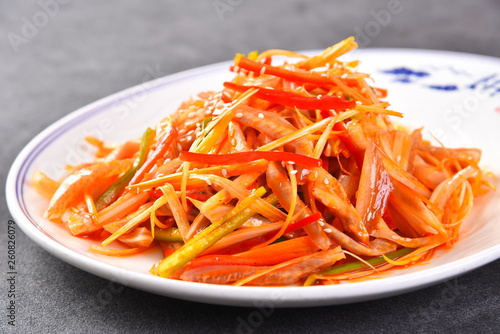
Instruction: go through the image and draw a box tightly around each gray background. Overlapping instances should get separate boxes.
[1,0,499,333]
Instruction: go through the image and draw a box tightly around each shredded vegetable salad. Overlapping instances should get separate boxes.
[34,37,495,286]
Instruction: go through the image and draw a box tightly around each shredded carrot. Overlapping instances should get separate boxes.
[89,245,148,256]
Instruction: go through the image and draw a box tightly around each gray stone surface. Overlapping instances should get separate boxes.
[1,0,499,333]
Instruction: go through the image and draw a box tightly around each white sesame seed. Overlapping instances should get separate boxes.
[323,179,330,185]
[258,113,264,119]
[341,73,348,79]
[356,101,362,106]
[290,169,298,175]
[221,168,228,177]
[260,67,266,75]
[316,95,322,99]
[235,112,243,118]
[318,221,325,226]
[287,161,295,165]
[324,228,333,233]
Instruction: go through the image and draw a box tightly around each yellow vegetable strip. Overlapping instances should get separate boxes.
[184,213,210,241]
[430,166,477,211]
[292,106,314,126]
[160,183,191,243]
[190,174,286,222]
[313,119,336,159]
[149,196,168,239]
[354,104,403,118]
[358,78,380,105]
[177,90,257,210]
[255,49,308,62]
[101,202,154,246]
[84,194,99,224]
[256,110,360,155]
[297,36,357,69]
[206,222,283,254]
[128,160,268,192]
[329,74,371,105]
[180,161,190,211]
[153,227,183,242]
[89,245,148,256]
[190,89,257,154]
[152,187,267,278]
[200,171,265,213]
[256,116,335,153]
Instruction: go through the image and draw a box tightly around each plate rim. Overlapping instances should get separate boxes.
[6,47,500,307]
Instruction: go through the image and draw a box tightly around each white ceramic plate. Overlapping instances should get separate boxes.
[6,49,500,307]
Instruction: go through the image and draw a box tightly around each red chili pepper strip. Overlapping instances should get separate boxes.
[236,57,358,87]
[223,82,356,111]
[283,212,322,234]
[185,255,258,269]
[183,252,314,271]
[185,236,319,269]
[203,232,274,255]
[179,150,321,168]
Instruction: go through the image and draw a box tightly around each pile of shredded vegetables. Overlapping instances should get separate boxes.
[34,37,495,286]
